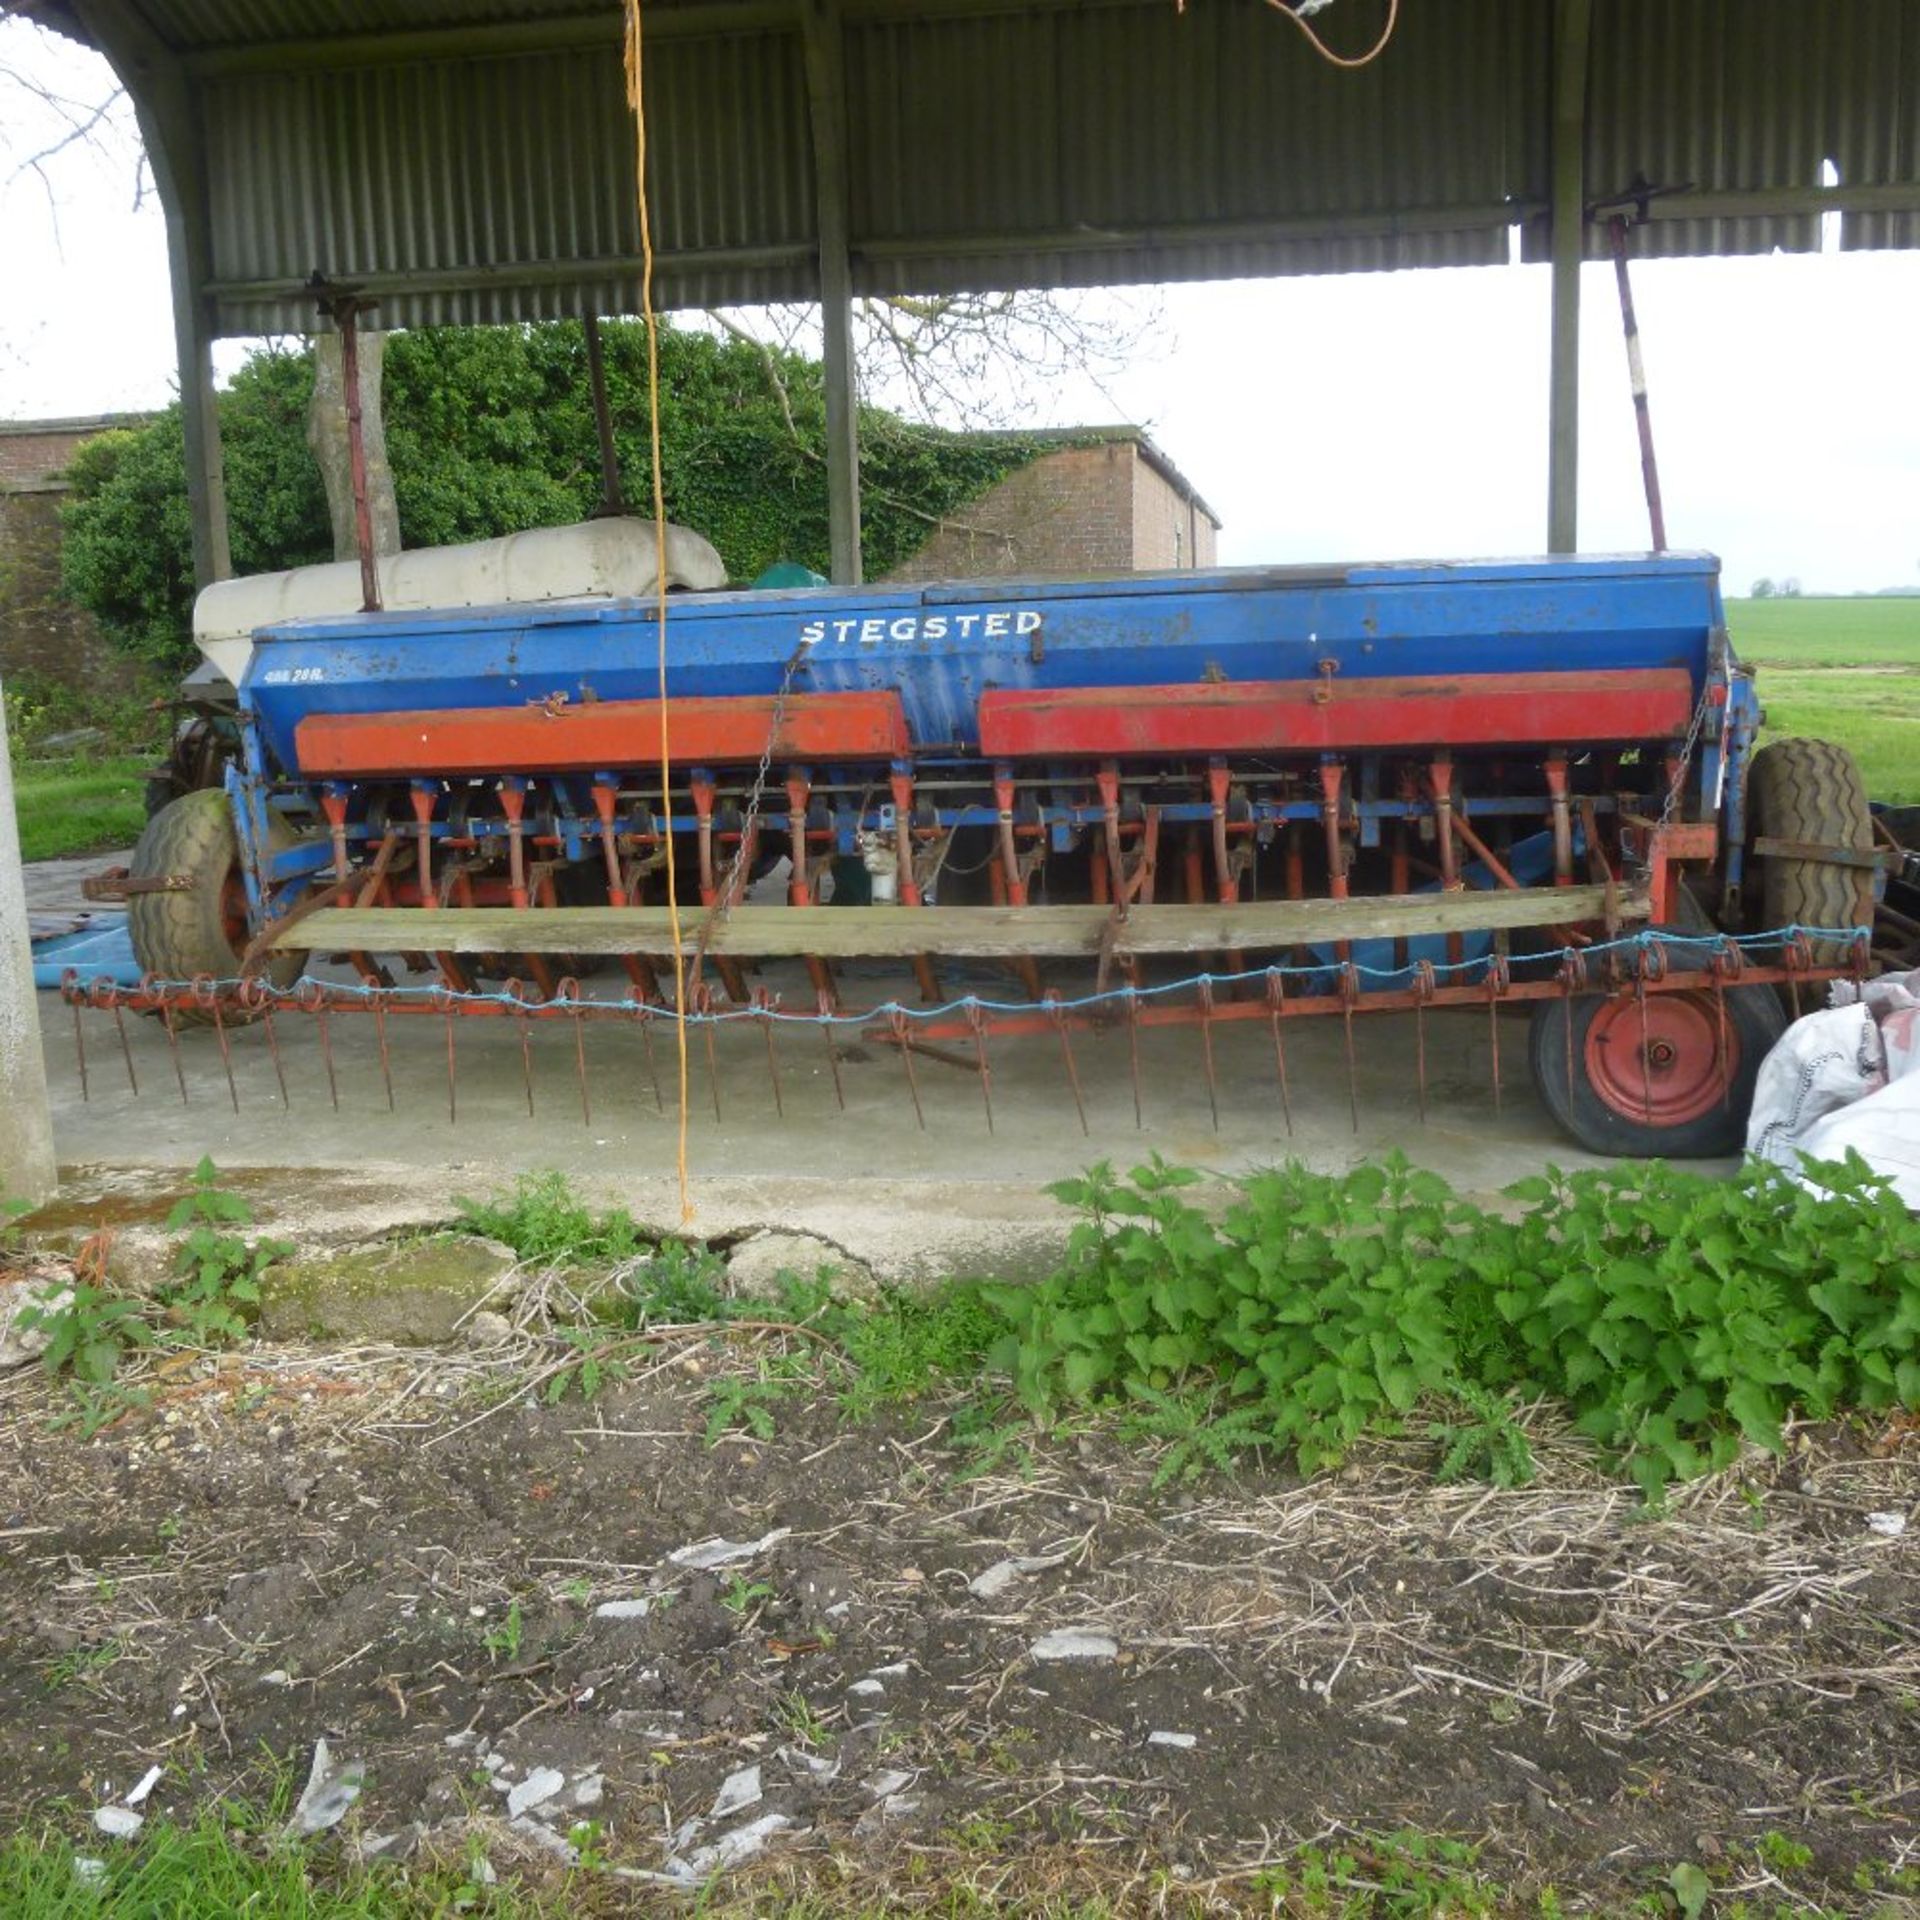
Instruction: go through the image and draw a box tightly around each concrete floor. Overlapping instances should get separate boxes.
[30,952,1627,1277]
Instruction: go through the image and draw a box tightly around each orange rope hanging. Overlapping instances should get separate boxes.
[1176,0,1400,69]
[1265,0,1399,68]
[623,0,694,1225]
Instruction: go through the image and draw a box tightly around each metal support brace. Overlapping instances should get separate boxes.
[1547,0,1593,554]
[802,0,862,586]
[74,2,232,587]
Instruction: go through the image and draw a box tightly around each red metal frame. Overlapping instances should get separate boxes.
[296,691,911,777]
[977,670,1695,759]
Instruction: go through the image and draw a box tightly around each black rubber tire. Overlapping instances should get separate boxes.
[1528,949,1788,1159]
[1747,739,1873,959]
[127,790,304,1020]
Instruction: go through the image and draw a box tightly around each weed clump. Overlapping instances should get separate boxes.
[987,1148,1920,1499]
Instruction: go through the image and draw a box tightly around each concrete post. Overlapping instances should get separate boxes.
[0,683,57,1210]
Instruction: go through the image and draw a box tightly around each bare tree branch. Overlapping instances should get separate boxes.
[2,15,145,244]
[708,287,1164,433]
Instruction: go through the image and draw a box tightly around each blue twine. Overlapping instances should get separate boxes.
[123,924,1868,1031]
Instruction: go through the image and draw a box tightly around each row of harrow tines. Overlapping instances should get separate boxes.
[61,926,1865,1131]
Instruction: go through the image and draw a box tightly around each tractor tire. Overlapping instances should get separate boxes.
[1747,739,1873,960]
[1528,936,1787,1159]
[127,790,304,1021]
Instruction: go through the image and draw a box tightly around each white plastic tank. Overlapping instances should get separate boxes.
[191,518,729,685]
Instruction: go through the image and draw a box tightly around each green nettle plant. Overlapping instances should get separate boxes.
[983,1150,1920,1499]
[161,1155,289,1347]
[19,1158,285,1398]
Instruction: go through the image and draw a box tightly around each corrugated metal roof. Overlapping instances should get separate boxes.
[58,0,1920,333]
[844,0,1535,293]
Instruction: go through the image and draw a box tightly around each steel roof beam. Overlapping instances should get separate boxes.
[1547,0,1592,555]
[72,0,232,589]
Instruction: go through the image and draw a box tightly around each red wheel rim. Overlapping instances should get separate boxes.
[219,870,251,958]
[1583,992,1733,1129]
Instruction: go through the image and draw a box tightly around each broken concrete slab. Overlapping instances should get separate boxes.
[256,1235,520,1345]
[724,1229,878,1302]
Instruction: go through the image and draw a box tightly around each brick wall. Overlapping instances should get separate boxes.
[883,438,1218,584]
[0,425,98,491]
[1131,458,1218,572]
[0,417,150,696]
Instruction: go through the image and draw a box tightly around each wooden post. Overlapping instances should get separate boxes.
[0,683,57,1209]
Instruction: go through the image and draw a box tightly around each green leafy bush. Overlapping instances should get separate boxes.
[984,1151,1920,1498]
[60,322,1068,673]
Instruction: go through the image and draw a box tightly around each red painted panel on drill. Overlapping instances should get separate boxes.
[296,691,911,776]
[977,670,1694,758]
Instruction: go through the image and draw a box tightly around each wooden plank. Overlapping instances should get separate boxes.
[274,884,1646,959]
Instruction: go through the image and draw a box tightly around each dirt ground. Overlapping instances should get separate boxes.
[1,1273,1916,1916]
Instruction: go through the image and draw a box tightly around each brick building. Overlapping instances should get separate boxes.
[1,415,152,695]
[885,428,1219,583]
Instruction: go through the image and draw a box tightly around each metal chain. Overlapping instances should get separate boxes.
[1656,675,1717,834]
[689,642,810,985]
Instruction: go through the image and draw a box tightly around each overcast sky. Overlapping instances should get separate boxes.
[4,16,1916,597]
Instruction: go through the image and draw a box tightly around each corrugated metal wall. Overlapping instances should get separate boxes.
[164,0,1920,335]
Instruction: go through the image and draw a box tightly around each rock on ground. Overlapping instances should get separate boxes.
[724,1230,877,1302]
[0,1275,73,1372]
[256,1235,520,1345]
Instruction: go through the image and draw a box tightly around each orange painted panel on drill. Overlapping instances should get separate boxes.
[977,670,1694,758]
[295,691,910,776]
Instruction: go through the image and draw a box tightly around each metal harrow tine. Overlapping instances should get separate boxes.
[753,988,784,1120]
[1632,944,1659,1126]
[436,986,458,1126]
[1125,987,1144,1128]
[1046,993,1088,1137]
[1196,977,1220,1132]
[68,982,89,1104]
[151,976,189,1106]
[1263,969,1293,1137]
[1339,963,1361,1133]
[1486,953,1509,1119]
[299,980,341,1111]
[506,979,536,1116]
[197,977,241,1114]
[372,993,395,1111]
[887,1007,925,1131]
[558,978,591,1125]
[1710,940,1736,1113]
[636,998,664,1115]
[242,980,290,1109]
[1557,949,1588,1118]
[965,999,995,1133]
[1412,960,1436,1124]
[692,984,723,1123]
[96,981,138,1097]
[817,990,845,1112]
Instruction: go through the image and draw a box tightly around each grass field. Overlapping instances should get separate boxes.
[1728,595,1920,804]
[11,755,148,863]
[1726,593,1920,667]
